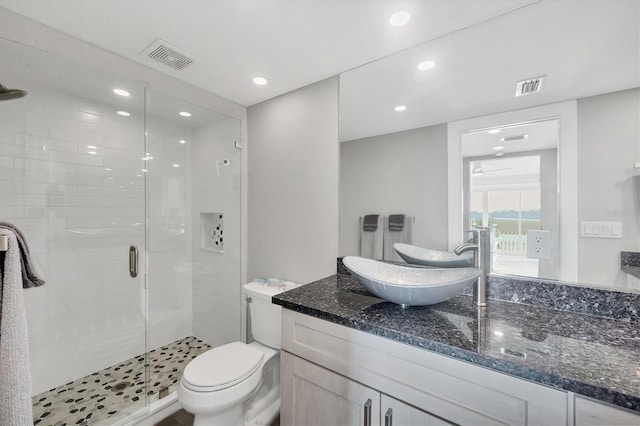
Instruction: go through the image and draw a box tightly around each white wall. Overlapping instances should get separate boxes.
[577,88,640,288]
[191,118,243,347]
[339,125,449,257]
[247,77,339,285]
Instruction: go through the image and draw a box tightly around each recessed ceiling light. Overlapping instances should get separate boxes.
[179,139,186,144]
[113,88,130,97]
[495,152,505,157]
[173,164,180,168]
[142,169,148,173]
[117,111,130,117]
[88,151,97,155]
[394,105,407,112]
[253,77,268,86]
[87,145,97,149]
[493,146,504,151]
[136,174,142,177]
[105,168,112,171]
[417,61,435,71]
[488,129,501,134]
[107,177,114,180]
[389,11,410,26]
[179,111,191,117]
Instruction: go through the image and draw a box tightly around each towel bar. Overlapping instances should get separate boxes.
[0,235,7,252]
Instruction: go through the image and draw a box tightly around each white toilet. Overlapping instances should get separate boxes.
[178,281,299,426]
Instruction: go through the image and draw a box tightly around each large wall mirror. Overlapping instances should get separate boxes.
[339,0,639,289]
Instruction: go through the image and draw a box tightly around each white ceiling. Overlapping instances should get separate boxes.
[461,119,558,158]
[0,0,534,107]
[339,0,640,141]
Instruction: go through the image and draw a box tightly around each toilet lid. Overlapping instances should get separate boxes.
[182,342,264,392]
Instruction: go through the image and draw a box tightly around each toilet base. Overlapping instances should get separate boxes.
[193,404,242,426]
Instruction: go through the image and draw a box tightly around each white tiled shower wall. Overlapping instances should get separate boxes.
[146,101,193,351]
[0,80,192,394]
[191,119,242,347]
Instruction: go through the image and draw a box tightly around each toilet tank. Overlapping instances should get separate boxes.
[243,281,300,349]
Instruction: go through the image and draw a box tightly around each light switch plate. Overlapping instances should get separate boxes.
[580,221,622,239]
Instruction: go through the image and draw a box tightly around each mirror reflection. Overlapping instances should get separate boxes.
[338,0,639,289]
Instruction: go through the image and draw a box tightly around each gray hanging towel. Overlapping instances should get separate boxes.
[388,214,405,231]
[383,216,413,261]
[360,216,383,259]
[0,222,45,289]
[0,229,34,426]
[362,214,379,232]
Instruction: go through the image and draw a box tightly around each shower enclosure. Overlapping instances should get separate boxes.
[0,36,242,425]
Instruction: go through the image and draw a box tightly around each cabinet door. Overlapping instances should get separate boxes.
[281,351,381,426]
[575,396,640,426]
[381,395,455,426]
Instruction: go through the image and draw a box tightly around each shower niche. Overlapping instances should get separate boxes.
[200,212,224,252]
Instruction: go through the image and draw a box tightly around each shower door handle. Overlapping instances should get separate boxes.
[129,245,138,278]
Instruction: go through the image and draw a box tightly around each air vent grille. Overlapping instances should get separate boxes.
[500,134,529,142]
[515,76,545,97]
[142,39,197,71]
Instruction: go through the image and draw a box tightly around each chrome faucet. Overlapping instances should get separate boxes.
[454,227,490,307]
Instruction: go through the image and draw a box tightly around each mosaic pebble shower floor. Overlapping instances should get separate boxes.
[32,336,211,426]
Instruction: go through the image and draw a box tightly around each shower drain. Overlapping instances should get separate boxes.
[111,381,131,392]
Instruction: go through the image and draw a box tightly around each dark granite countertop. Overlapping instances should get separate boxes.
[273,273,640,412]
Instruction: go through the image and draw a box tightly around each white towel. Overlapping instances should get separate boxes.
[383,216,413,261]
[0,230,33,426]
[360,216,383,259]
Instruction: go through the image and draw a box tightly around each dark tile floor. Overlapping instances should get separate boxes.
[154,410,280,426]
[153,409,195,426]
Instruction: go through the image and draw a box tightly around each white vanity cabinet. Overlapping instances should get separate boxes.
[281,351,380,426]
[575,396,640,426]
[382,395,453,426]
[281,351,450,426]
[280,309,569,426]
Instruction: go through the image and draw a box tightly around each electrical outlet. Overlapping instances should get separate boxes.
[527,230,550,259]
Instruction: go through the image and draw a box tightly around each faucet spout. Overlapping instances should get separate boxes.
[453,243,478,256]
[457,228,490,307]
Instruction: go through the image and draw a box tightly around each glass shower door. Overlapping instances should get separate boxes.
[0,37,150,424]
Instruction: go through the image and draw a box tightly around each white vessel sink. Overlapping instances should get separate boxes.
[342,256,481,306]
[393,243,474,268]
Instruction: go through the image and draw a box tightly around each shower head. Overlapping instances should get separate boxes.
[0,83,28,101]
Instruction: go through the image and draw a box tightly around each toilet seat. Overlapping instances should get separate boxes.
[182,342,264,392]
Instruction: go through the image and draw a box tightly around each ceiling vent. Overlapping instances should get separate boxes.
[500,134,529,142]
[142,39,197,71]
[515,76,545,97]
